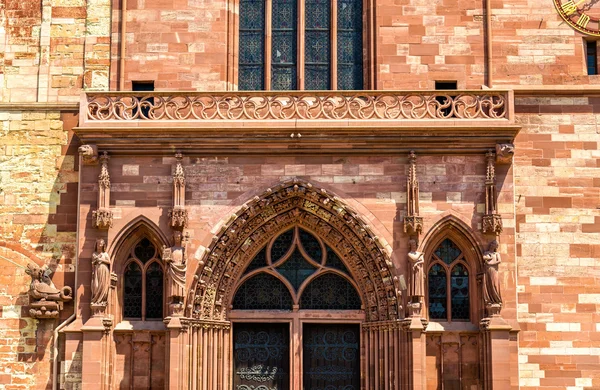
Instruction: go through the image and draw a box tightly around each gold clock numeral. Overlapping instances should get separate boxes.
[561,0,578,15]
[577,13,591,28]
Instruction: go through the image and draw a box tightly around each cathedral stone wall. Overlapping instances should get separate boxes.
[514,97,600,389]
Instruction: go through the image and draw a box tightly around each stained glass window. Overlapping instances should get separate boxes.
[276,249,317,290]
[239,0,265,90]
[325,247,350,275]
[428,264,447,320]
[238,0,363,90]
[428,238,470,322]
[300,273,361,310]
[299,229,323,263]
[243,247,268,275]
[124,262,143,318]
[451,264,469,320]
[233,273,294,310]
[134,238,155,264]
[145,262,164,319]
[271,229,294,262]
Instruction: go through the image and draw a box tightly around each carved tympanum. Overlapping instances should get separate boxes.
[92,152,113,229]
[483,240,502,314]
[26,263,73,319]
[169,152,188,229]
[189,179,400,322]
[163,231,188,316]
[482,150,502,235]
[91,238,111,315]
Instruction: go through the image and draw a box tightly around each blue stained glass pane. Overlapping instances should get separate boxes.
[337,0,362,90]
[271,0,297,90]
[145,262,163,319]
[123,262,142,318]
[306,0,330,90]
[325,246,350,275]
[300,229,322,263]
[276,249,317,291]
[243,247,268,275]
[233,273,293,310]
[271,229,294,263]
[300,273,361,310]
[434,238,462,265]
[451,264,470,320]
[239,0,265,90]
[428,264,447,320]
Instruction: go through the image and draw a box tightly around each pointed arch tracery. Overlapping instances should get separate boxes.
[189,179,400,322]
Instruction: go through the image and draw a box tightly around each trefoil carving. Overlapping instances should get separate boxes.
[404,151,423,236]
[92,152,113,229]
[169,152,188,230]
[26,263,73,319]
[482,150,502,235]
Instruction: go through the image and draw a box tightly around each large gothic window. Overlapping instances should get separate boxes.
[123,238,164,320]
[427,238,470,322]
[233,227,361,310]
[239,0,364,90]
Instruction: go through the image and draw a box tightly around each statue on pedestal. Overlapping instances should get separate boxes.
[483,240,502,309]
[91,238,111,308]
[408,239,425,298]
[163,231,187,316]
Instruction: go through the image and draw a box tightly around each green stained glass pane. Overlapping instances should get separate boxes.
[337,0,363,90]
[434,239,462,265]
[233,273,293,310]
[276,249,317,291]
[300,273,361,310]
[325,246,350,275]
[300,229,322,262]
[243,247,268,275]
[271,229,294,263]
[428,264,447,320]
[239,0,265,90]
[451,264,470,320]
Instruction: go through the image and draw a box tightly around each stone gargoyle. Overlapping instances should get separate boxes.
[26,263,73,319]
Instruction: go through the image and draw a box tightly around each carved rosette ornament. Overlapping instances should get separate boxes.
[189,179,401,322]
[169,152,188,230]
[92,152,113,229]
[26,263,73,319]
[482,150,502,235]
[404,151,423,236]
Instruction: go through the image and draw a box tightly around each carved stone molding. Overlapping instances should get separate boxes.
[169,152,188,229]
[189,179,400,323]
[93,152,113,229]
[495,143,515,164]
[169,207,188,230]
[26,263,73,319]
[78,144,98,165]
[482,150,502,235]
[404,151,423,236]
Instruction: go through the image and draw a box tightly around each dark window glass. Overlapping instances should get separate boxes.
[123,262,143,318]
[300,273,361,310]
[337,0,363,90]
[239,0,265,90]
[325,246,350,275]
[271,229,294,262]
[587,41,598,75]
[428,263,447,320]
[243,247,268,275]
[276,249,317,290]
[132,81,154,119]
[145,262,164,319]
[451,264,470,320]
[434,238,461,265]
[134,238,156,264]
[305,0,331,90]
[299,229,322,263]
[272,0,298,90]
[233,273,293,310]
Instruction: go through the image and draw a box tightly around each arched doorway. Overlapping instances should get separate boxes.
[188,180,403,390]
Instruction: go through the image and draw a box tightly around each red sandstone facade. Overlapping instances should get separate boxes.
[0,0,599,390]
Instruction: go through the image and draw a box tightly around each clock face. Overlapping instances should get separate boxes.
[555,0,600,36]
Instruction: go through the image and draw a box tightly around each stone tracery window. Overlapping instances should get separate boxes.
[233,227,361,310]
[427,238,471,322]
[122,238,164,320]
[238,0,364,90]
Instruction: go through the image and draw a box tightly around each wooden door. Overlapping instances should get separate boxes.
[302,324,360,390]
[233,323,290,390]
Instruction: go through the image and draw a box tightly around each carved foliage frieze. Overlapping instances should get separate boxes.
[189,179,400,323]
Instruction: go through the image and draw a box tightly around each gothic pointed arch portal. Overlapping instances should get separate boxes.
[185,179,406,390]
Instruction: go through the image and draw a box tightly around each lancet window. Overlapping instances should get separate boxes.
[427,238,471,322]
[233,227,361,311]
[238,0,364,90]
[122,237,164,320]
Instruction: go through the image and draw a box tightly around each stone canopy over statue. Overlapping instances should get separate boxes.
[162,231,188,316]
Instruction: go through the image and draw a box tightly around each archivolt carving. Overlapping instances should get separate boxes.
[189,179,400,322]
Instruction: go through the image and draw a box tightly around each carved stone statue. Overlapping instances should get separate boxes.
[26,263,73,319]
[483,240,502,307]
[163,231,187,315]
[408,239,424,297]
[78,144,98,165]
[91,238,111,307]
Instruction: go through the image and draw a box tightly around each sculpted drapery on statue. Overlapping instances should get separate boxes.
[483,240,502,306]
[163,231,187,315]
[408,239,425,297]
[91,238,111,307]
